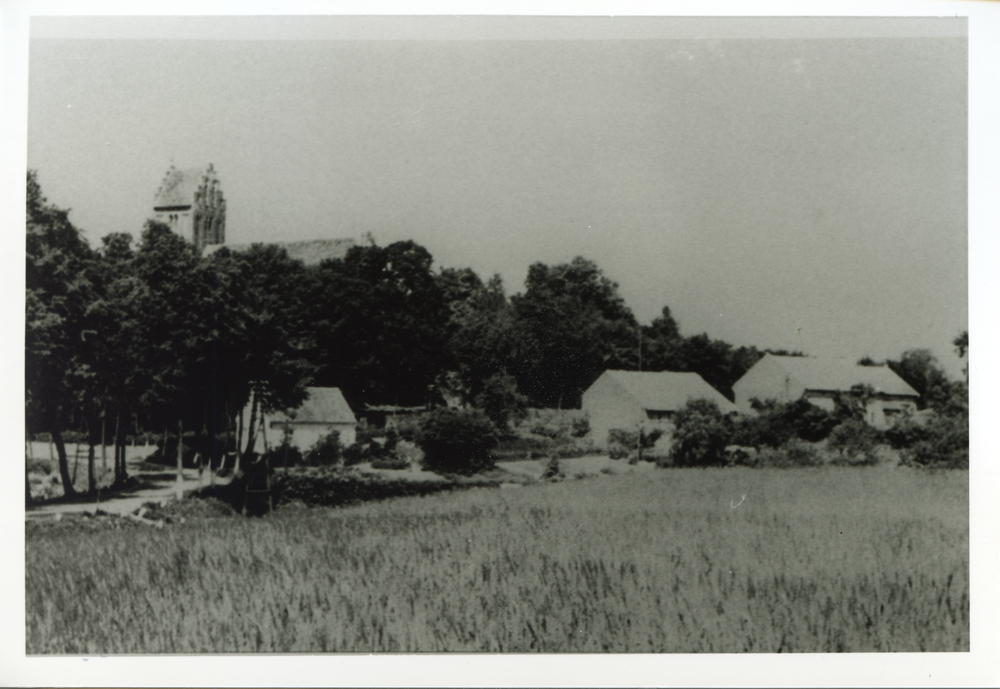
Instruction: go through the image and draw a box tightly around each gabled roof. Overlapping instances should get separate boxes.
[203,238,355,266]
[763,355,919,397]
[600,370,736,412]
[270,387,357,425]
[154,165,216,209]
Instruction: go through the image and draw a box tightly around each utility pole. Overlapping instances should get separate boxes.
[637,322,643,463]
[638,322,642,373]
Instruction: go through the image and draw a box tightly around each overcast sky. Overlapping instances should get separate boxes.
[27,16,968,376]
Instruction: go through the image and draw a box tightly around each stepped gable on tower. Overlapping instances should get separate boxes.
[153,163,226,251]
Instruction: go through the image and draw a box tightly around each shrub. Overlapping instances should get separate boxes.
[417,409,498,475]
[735,398,839,448]
[901,413,968,469]
[305,431,341,467]
[883,416,931,450]
[571,416,590,438]
[552,439,597,459]
[667,399,731,467]
[355,425,382,446]
[382,429,400,454]
[755,439,823,468]
[389,415,423,442]
[531,424,563,439]
[263,441,304,469]
[491,435,548,461]
[607,429,661,461]
[341,443,367,467]
[394,439,424,466]
[370,456,411,470]
[540,457,564,480]
[827,420,881,466]
[783,439,824,467]
[608,443,630,460]
[636,449,669,466]
[475,373,529,431]
[60,430,88,444]
[26,457,53,475]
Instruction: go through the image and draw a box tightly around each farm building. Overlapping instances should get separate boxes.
[239,387,358,453]
[732,354,919,428]
[582,370,737,449]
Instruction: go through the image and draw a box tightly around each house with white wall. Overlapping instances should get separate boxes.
[582,370,736,449]
[732,355,919,428]
[240,387,357,453]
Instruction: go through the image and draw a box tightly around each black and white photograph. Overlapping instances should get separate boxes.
[7,2,1000,685]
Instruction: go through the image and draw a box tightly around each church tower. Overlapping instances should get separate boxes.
[153,163,226,251]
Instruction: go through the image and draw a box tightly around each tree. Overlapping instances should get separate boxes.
[665,398,731,467]
[208,244,316,461]
[417,408,499,475]
[125,221,223,487]
[953,330,968,359]
[887,349,952,410]
[731,398,838,448]
[953,330,968,381]
[511,257,638,408]
[640,307,774,401]
[640,306,683,371]
[833,384,877,422]
[310,241,452,407]
[475,372,528,432]
[25,171,99,498]
[88,232,146,486]
[443,273,518,403]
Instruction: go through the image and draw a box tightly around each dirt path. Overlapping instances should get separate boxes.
[26,444,232,518]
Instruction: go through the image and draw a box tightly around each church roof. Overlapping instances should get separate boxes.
[203,238,355,266]
[153,165,216,209]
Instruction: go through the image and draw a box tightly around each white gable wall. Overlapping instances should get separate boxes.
[582,373,647,449]
[267,421,357,453]
[733,356,806,413]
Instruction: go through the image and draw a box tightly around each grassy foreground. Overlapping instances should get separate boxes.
[26,467,968,653]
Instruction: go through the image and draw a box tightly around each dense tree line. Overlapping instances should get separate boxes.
[27,170,967,492]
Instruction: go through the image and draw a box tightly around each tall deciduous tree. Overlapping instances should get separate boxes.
[25,171,98,497]
[511,257,638,408]
[128,221,217,474]
[443,273,518,403]
[887,349,953,410]
[953,330,968,381]
[88,232,146,486]
[209,243,316,460]
[311,240,451,407]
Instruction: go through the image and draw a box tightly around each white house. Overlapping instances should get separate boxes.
[582,370,737,449]
[240,387,358,453]
[732,355,919,428]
